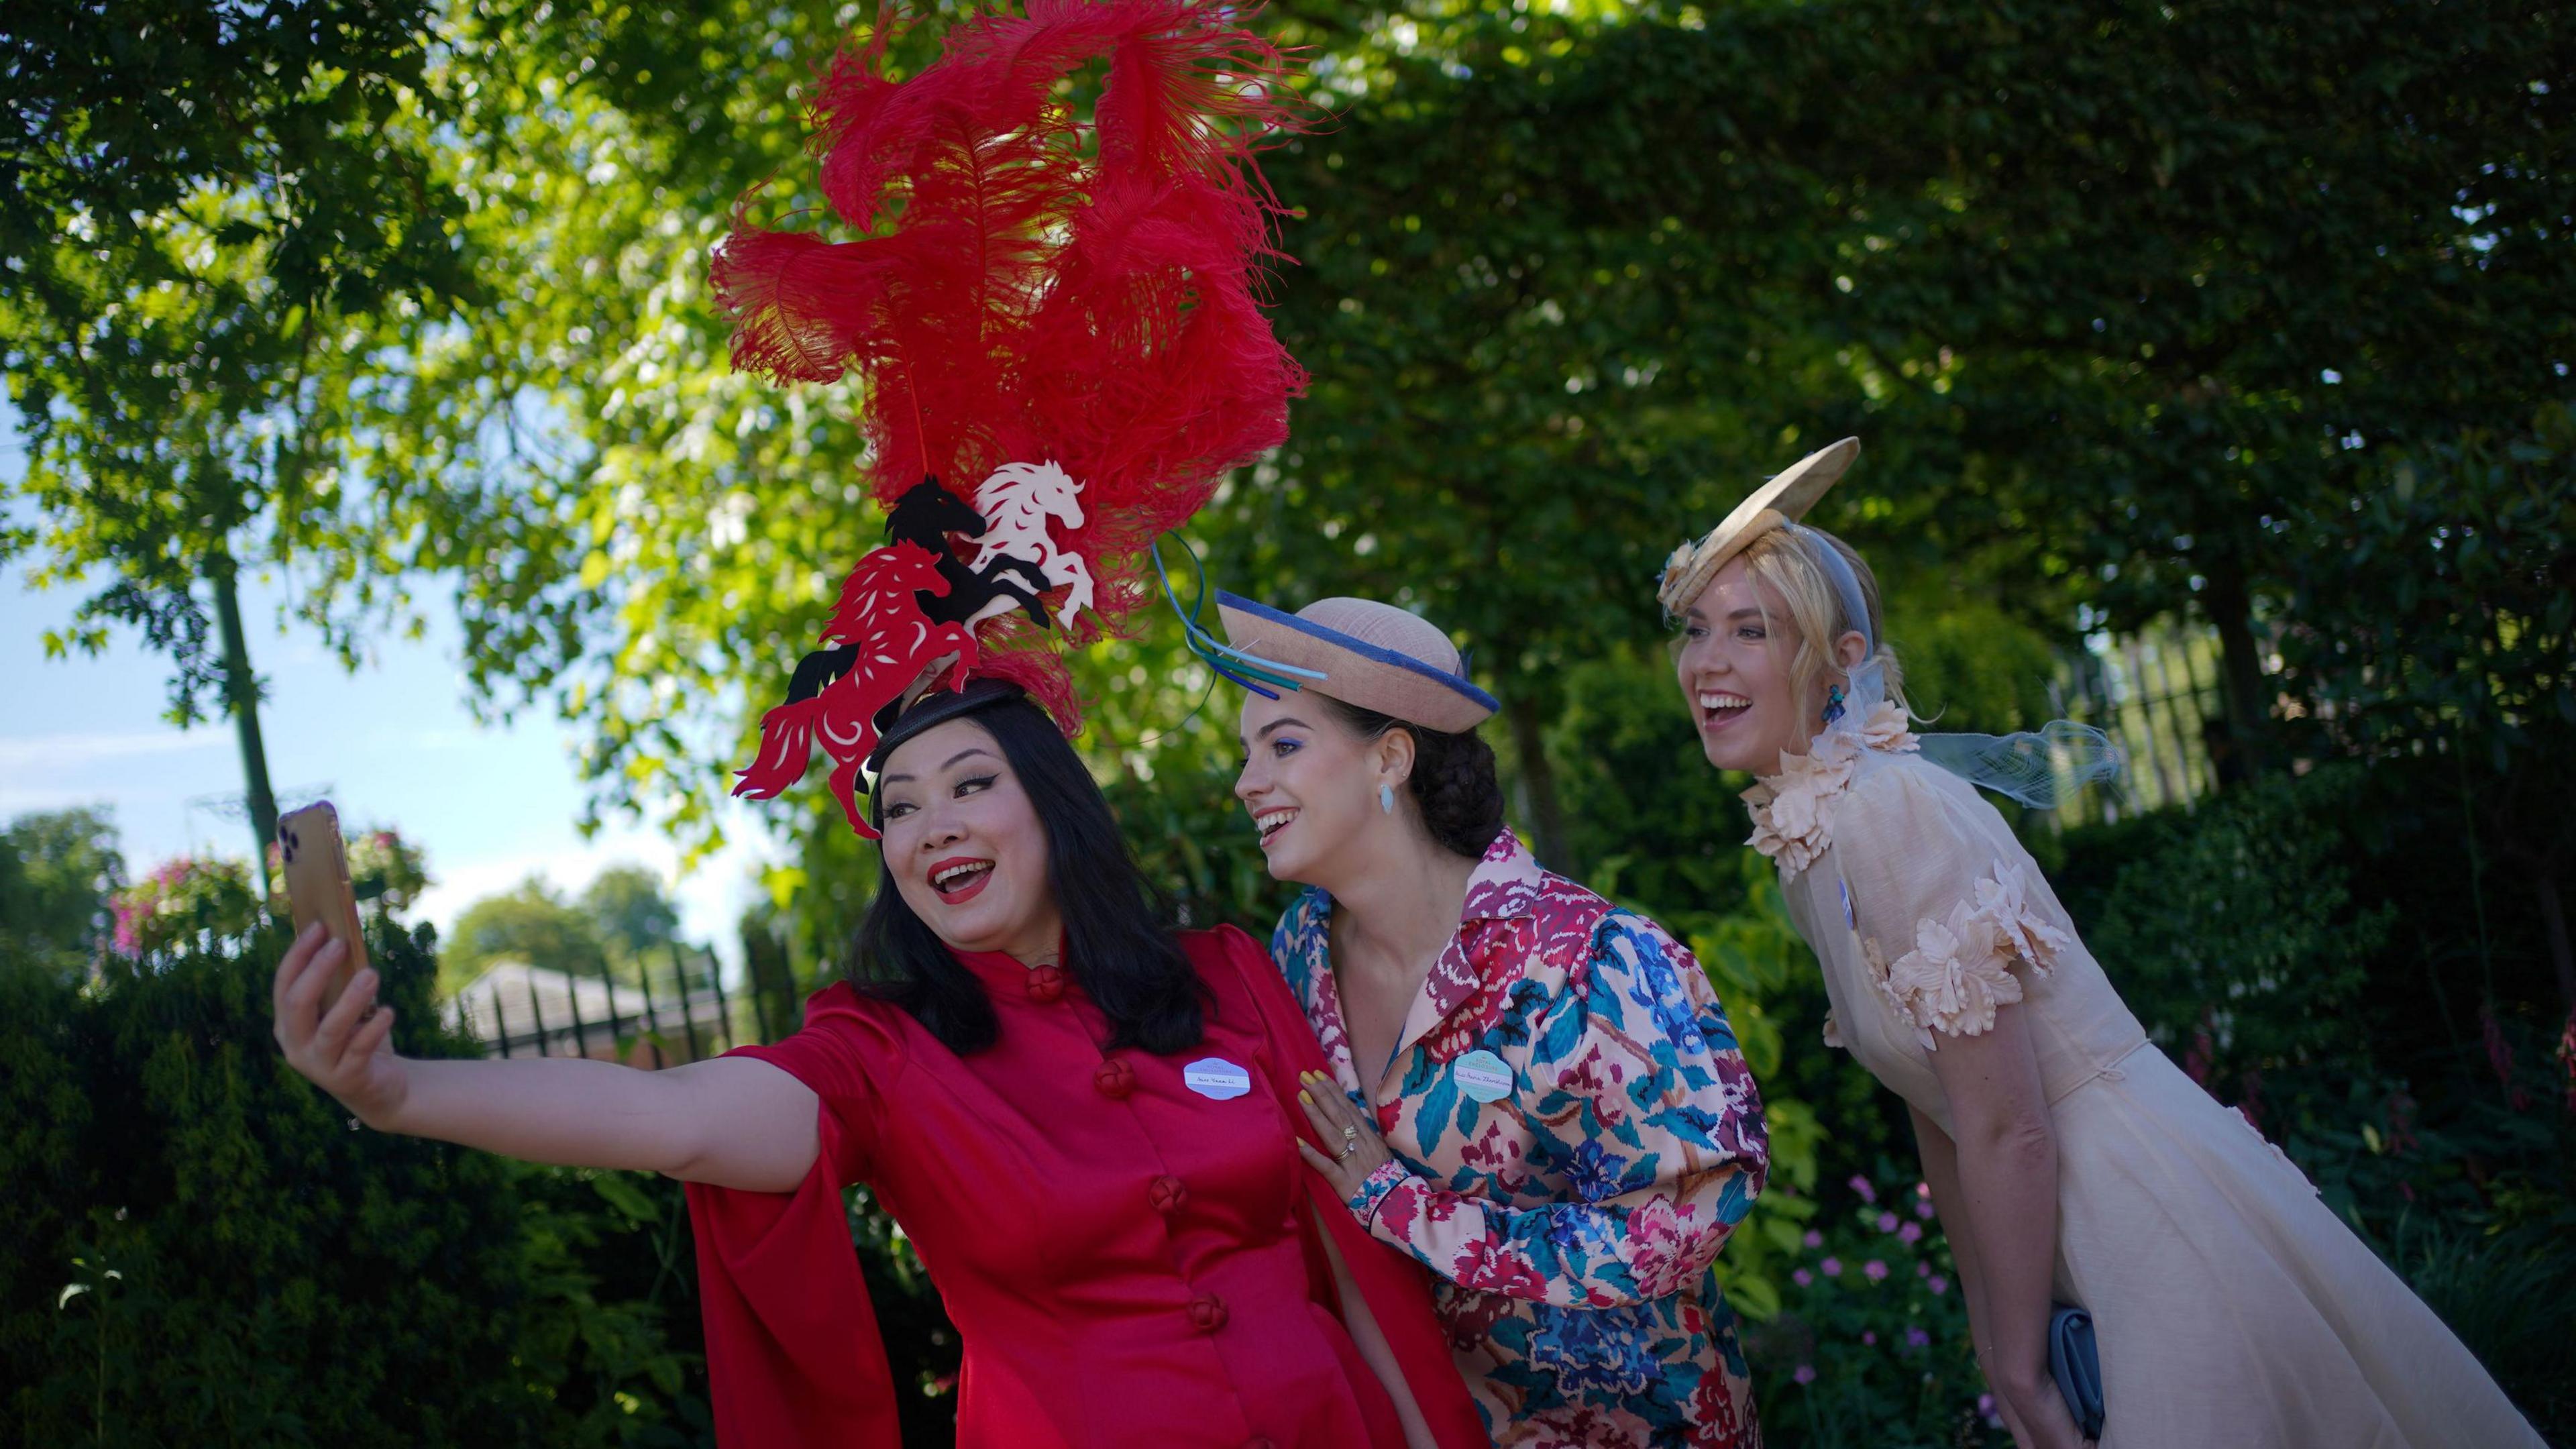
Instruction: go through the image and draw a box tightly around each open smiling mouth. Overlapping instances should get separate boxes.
[1253,807,1297,849]
[1698,690,1753,731]
[928,857,995,904]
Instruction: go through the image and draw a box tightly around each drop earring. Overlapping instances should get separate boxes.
[1822,684,1847,726]
[1379,783,1397,814]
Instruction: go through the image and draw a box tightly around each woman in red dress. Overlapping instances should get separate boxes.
[271,679,1488,1448]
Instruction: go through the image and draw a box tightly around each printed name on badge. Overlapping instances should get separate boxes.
[1183,1057,1252,1101]
[1452,1049,1515,1104]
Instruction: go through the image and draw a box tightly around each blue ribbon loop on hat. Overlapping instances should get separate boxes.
[1152,534,1328,699]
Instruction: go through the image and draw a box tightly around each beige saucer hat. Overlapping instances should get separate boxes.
[1654,437,1862,616]
[1215,593,1499,733]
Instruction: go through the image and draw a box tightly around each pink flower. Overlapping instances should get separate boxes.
[1863,1259,1888,1281]
[1821,1257,1843,1277]
[1848,1175,1876,1203]
[1876,1211,1899,1232]
[1979,1393,2002,1427]
[1621,1194,1711,1298]
[1792,1364,1816,1386]
[1898,1222,1923,1244]
[1927,1275,1949,1295]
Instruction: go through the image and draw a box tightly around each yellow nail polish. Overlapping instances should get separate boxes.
[1298,1089,1313,1104]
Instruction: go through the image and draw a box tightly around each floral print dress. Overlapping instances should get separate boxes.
[1271,830,1770,1448]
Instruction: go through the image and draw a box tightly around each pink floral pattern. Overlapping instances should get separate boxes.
[1273,831,1769,1448]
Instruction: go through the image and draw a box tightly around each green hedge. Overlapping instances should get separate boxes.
[0,919,708,1446]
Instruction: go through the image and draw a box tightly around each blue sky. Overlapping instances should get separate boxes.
[0,426,773,973]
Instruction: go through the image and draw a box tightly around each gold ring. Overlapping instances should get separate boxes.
[1334,1144,1354,1161]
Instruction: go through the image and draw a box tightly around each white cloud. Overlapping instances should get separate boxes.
[0,729,225,773]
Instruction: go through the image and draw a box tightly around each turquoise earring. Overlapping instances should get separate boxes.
[1823,684,1847,726]
[1379,783,1397,814]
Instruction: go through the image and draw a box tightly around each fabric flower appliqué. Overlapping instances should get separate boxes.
[1871,860,2068,1048]
[1743,702,1918,877]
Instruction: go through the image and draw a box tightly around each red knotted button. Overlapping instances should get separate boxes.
[1093,1057,1134,1099]
[1148,1174,1189,1214]
[1186,1293,1228,1333]
[1024,965,1066,1004]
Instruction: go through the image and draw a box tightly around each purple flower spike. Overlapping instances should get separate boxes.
[1863,1259,1888,1281]
[1803,1228,1823,1248]
[1898,1222,1923,1244]
[1821,1257,1843,1277]
[1794,1364,1817,1386]
[1848,1174,1877,1203]
[1876,1211,1899,1233]
[1792,1268,1813,1287]
[1928,1275,1949,1295]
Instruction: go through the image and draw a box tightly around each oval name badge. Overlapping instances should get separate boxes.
[1183,1057,1252,1101]
[1452,1049,1515,1104]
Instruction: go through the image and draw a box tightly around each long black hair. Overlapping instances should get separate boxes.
[849,694,1204,1055]
[1316,694,1505,859]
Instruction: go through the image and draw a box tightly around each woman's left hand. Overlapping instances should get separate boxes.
[1294,1069,1395,1200]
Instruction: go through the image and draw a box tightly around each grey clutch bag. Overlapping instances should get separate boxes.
[2049,1303,2105,1439]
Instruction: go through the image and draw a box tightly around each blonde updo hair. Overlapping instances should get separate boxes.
[1734,524,1910,721]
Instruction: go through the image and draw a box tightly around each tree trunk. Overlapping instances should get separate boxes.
[211,555,280,898]
[1503,694,1573,875]
[2200,557,2271,775]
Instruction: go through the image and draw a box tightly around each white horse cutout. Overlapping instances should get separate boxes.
[969,460,1095,631]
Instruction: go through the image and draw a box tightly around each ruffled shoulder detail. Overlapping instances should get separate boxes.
[1742,702,1919,875]
[1862,859,2069,1049]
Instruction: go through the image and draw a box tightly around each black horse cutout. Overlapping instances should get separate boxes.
[777,477,1057,708]
[883,476,1056,630]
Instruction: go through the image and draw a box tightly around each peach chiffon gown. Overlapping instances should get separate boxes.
[1748,710,2544,1448]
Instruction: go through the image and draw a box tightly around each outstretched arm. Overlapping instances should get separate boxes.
[272,923,820,1193]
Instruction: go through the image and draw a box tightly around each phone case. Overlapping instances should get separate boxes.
[276,801,370,1013]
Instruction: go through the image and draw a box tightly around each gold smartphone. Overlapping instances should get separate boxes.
[276,801,370,1013]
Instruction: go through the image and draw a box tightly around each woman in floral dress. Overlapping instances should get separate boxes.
[1658,438,2544,1449]
[1218,591,1772,1448]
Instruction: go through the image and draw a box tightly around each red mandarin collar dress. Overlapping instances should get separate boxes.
[684,924,1489,1449]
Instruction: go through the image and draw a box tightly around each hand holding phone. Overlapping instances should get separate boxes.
[270,802,407,1125]
[271,920,407,1126]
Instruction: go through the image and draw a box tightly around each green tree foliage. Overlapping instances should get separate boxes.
[584,864,683,965]
[0,808,125,981]
[0,0,499,875]
[443,875,613,994]
[0,918,708,1446]
[1236,0,2574,839]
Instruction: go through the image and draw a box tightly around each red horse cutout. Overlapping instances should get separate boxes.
[733,540,978,838]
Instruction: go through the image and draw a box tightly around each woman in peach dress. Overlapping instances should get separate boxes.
[1654,438,2545,1449]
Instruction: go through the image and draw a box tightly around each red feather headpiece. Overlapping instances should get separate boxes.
[717,0,1305,838]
